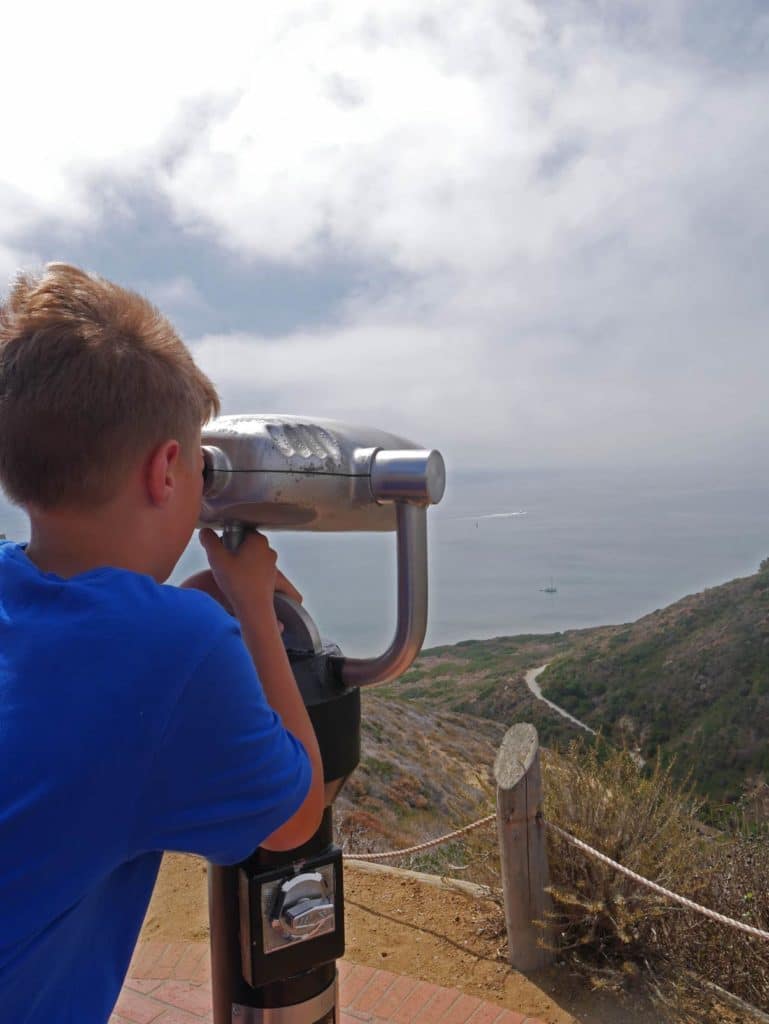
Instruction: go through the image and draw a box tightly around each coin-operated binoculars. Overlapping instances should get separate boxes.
[199,415,446,1024]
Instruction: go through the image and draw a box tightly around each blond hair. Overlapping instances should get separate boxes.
[0,263,220,508]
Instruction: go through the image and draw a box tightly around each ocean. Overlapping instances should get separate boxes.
[2,464,767,658]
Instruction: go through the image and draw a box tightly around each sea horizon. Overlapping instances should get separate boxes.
[2,462,766,659]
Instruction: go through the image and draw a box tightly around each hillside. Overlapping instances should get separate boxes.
[335,696,504,854]
[331,572,769,1020]
[539,564,769,804]
[341,633,600,863]
[366,562,769,812]
[374,630,604,746]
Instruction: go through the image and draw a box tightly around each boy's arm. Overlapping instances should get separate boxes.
[237,605,324,850]
[197,529,324,852]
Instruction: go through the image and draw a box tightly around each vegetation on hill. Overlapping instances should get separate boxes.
[371,560,769,812]
[336,632,598,856]
[335,695,504,854]
[539,563,769,805]
[375,630,597,746]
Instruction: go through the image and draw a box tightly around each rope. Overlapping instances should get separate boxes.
[545,819,769,942]
[343,808,769,942]
[344,812,496,861]
[344,809,769,941]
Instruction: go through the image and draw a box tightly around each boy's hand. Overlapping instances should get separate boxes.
[179,566,302,629]
[197,528,302,618]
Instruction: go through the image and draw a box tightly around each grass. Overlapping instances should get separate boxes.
[360,755,395,780]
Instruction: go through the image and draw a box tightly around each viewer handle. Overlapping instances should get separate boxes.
[338,502,428,688]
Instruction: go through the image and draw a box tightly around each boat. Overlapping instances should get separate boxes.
[540,578,557,594]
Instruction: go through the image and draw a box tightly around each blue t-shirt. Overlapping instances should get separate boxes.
[0,541,311,1023]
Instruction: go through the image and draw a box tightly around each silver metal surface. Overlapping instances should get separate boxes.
[370,450,445,506]
[202,445,234,498]
[271,872,335,942]
[200,414,443,532]
[281,899,334,933]
[261,865,337,954]
[222,522,247,551]
[340,503,428,687]
[232,975,337,1022]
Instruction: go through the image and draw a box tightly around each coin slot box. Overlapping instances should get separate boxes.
[238,847,344,987]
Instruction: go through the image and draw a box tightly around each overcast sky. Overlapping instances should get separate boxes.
[2,0,768,477]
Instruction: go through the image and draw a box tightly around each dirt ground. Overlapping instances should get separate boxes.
[140,853,667,1024]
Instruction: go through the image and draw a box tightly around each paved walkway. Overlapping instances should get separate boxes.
[111,941,546,1024]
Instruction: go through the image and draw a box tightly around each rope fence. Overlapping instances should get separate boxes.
[345,805,769,943]
[544,818,769,942]
[344,812,496,861]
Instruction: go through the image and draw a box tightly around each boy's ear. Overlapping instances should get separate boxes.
[146,440,181,507]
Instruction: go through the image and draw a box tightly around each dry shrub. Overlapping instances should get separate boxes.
[670,830,769,1011]
[543,740,703,978]
[336,809,390,854]
[544,739,769,1018]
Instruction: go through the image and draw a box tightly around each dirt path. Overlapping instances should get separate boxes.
[524,665,596,735]
[140,853,661,1024]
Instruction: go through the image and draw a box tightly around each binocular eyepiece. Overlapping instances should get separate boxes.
[199,414,445,532]
[197,414,445,689]
[202,442,444,506]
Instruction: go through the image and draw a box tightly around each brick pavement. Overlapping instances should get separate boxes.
[110,941,546,1024]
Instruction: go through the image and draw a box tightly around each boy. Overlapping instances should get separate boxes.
[0,264,324,1023]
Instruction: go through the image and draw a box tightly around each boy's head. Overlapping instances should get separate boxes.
[0,264,220,574]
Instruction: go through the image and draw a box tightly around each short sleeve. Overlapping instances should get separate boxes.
[132,626,311,865]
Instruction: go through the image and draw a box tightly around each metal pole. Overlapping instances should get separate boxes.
[208,863,240,1024]
[210,520,245,1024]
[340,503,428,688]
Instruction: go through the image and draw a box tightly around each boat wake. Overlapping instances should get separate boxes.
[451,510,527,521]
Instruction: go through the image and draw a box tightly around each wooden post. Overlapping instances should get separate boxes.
[494,723,554,971]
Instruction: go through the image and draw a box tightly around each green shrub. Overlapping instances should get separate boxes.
[362,756,395,780]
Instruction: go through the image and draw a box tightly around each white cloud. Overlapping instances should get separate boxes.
[191,323,480,451]
[1,2,768,469]
[190,290,768,472]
